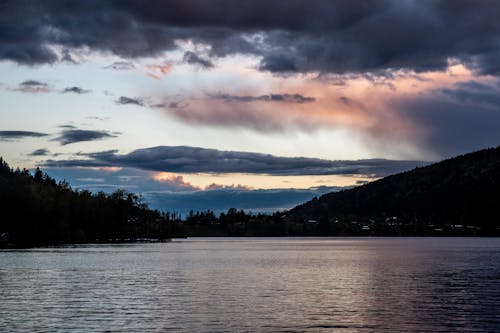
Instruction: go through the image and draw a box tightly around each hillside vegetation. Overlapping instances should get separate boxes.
[0,158,170,247]
[289,146,500,235]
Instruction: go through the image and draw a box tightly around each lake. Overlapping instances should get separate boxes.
[1,237,499,332]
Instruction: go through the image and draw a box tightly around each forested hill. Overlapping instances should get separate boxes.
[0,158,170,247]
[289,146,500,234]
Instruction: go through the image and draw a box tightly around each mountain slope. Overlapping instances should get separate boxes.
[289,147,500,231]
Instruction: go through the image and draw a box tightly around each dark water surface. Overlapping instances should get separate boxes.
[1,237,500,332]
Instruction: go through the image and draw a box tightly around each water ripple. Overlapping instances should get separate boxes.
[1,238,500,332]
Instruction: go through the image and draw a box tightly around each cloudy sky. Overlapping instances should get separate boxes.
[1,0,500,214]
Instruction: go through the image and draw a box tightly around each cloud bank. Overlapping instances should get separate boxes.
[43,145,426,177]
[43,166,342,215]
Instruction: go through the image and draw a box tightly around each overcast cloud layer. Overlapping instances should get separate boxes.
[2,1,500,76]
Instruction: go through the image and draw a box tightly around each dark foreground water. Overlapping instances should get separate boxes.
[1,238,500,332]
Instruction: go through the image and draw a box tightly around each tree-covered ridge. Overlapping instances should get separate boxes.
[289,146,500,234]
[0,158,170,247]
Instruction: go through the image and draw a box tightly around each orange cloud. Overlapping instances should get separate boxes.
[165,172,375,190]
[153,171,201,190]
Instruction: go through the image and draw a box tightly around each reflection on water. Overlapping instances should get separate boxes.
[1,238,500,332]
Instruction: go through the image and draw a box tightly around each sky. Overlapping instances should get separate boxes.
[1,0,500,214]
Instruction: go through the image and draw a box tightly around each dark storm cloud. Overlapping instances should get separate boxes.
[2,1,500,75]
[394,80,500,157]
[115,96,145,106]
[0,130,49,140]
[53,129,119,145]
[210,93,315,104]
[258,55,298,73]
[183,51,214,68]
[29,148,50,156]
[43,145,427,177]
[62,86,90,94]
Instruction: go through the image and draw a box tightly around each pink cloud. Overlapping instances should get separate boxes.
[151,63,490,158]
[144,63,173,80]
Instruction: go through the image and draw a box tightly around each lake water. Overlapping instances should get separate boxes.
[1,237,500,332]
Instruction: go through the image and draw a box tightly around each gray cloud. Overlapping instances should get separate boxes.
[62,86,90,94]
[52,129,119,145]
[210,93,315,103]
[43,145,427,177]
[183,51,214,68]
[150,101,183,109]
[0,130,49,140]
[29,148,50,156]
[61,49,79,64]
[20,80,46,86]
[104,61,136,70]
[58,124,77,129]
[258,55,298,73]
[115,96,145,106]
[2,1,500,76]
[14,80,51,93]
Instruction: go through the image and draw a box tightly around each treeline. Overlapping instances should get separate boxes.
[173,209,369,237]
[170,208,498,237]
[172,208,288,237]
[0,158,170,247]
